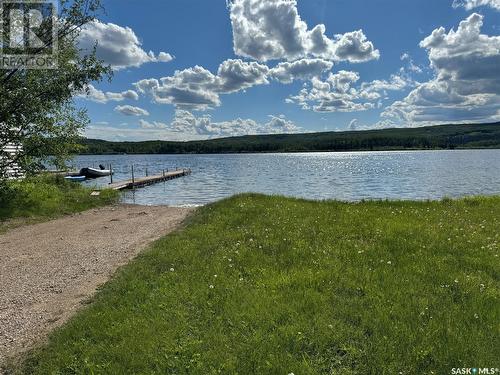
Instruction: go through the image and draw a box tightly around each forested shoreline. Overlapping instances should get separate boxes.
[81,122,500,154]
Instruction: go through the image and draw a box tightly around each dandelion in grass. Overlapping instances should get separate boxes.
[169,268,175,272]
[209,285,214,289]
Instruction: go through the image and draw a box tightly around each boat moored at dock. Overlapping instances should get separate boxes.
[79,167,113,179]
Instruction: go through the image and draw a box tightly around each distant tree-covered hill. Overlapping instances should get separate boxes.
[81,122,500,154]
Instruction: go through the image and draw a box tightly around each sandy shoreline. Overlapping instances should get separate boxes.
[0,204,193,365]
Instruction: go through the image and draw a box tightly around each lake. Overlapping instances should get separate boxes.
[74,150,500,207]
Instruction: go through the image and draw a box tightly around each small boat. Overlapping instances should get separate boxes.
[79,165,113,179]
[65,175,86,182]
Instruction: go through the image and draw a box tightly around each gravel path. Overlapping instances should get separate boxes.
[0,205,193,364]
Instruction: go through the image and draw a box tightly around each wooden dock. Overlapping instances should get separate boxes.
[107,168,192,191]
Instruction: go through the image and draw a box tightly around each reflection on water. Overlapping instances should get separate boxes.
[74,150,500,207]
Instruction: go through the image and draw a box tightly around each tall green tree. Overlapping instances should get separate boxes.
[0,0,111,178]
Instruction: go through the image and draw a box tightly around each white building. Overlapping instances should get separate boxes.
[1,142,24,179]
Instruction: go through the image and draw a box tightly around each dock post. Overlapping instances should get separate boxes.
[110,164,113,184]
[131,165,135,191]
[146,167,148,177]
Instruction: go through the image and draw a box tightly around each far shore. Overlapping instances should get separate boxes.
[81,122,500,155]
[76,145,500,156]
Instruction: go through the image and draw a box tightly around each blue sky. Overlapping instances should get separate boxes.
[77,0,500,141]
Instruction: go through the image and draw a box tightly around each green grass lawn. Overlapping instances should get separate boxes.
[0,175,119,231]
[11,194,500,374]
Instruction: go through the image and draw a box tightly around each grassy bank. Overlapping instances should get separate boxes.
[0,175,119,230]
[12,195,499,374]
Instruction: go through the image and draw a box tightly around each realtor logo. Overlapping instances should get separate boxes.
[0,0,58,69]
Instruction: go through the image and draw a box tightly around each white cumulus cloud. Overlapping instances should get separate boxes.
[79,21,174,70]
[139,119,168,129]
[216,59,271,93]
[269,59,334,83]
[134,58,335,111]
[169,110,301,138]
[227,0,379,62]
[452,0,500,10]
[77,84,139,103]
[383,13,500,125]
[115,105,150,117]
[135,66,220,111]
[287,69,415,113]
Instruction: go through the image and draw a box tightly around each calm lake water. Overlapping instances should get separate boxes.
[74,150,500,207]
